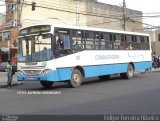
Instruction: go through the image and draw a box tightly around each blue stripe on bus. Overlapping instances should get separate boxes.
[17,61,152,82]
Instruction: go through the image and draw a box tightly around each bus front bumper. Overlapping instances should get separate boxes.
[17,71,59,82]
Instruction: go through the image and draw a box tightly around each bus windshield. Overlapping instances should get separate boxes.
[18,34,53,62]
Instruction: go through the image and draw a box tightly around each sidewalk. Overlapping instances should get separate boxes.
[151,67,160,72]
[0,72,22,88]
[0,68,160,87]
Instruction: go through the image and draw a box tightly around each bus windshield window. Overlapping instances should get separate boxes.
[18,34,53,62]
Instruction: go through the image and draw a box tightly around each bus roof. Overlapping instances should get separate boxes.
[51,24,149,36]
[20,23,149,36]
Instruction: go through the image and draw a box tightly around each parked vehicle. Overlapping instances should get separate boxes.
[0,62,7,71]
[0,62,17,72]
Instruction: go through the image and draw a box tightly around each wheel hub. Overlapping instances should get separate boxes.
[73,74,80,84]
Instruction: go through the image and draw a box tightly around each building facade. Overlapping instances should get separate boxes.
[0,13,5,25]
[154,30,160,54]
[0,0,18,63]
[0,0,145,63]
[20,0,143,32]
[85,1,142,31]
[148,30,160,55]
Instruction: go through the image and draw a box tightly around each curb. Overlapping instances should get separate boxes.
[0,69,160,87]
[152,68,160,72]
[0,81,23,88]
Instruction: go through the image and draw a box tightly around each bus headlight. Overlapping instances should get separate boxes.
[18,70,25,75]
[41,69,52,75]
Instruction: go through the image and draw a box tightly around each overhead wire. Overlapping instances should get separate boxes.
[1,0,160,29]
[25,1,124,22]
[31,2,158,28]
[3,0,158,21]
[30,0,125,19]
[2,0,160,20]
[30,1,160,21]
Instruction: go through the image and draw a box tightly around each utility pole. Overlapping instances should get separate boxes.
[17,0,20,27]
[122,0,126,31]
[75,0,80,26]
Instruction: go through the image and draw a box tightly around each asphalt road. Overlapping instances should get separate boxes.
[0,72,160,116]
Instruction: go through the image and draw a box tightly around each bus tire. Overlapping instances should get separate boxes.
[99,75,110,80]
[68,69,82,88]
[120,64,134,79]
[40,81,54,88]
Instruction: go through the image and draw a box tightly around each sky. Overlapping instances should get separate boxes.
[0,1,5,14]
[98,0,160,27]
[0,0,160,27]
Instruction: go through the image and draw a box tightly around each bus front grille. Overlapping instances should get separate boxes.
[23,70,42,75]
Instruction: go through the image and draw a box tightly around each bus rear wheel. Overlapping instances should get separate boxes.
[40,81,54,88]
[120,64,134,79]
[68,69,82,88]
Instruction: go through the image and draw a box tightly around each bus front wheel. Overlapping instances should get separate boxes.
[120,64,134,79]
[68,69,82,88]
[40,81,54,88]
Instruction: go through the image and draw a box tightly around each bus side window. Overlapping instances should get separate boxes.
[126,43,133,50]
[136,36,141,50]
[55,32,71,49]
[114,34,121,50]
[94,33,99,50]
[109,34,113,49]
[102,33,112,49]
[72,30,84,51]
[100,33,105,50]
[144,36,149,50]
[54,31,71,57]
[56,33,63,49]
[73,41,81,49]
[85,31,94,50]
[62,34,70,49]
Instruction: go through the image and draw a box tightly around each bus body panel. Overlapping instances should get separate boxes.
[17,61,152,82]
[17,50,152,82]
[17,24,152,85]
[17,68,72,82]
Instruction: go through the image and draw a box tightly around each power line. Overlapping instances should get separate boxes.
[87,20,120,26]
[26,0,160,20]
[29,1,160,28]
[143,12,160,14]
[29,0,125,19]
[32,1,158,28]
[2,0,160,30]
[34,0,126,14]
[3,0,160,21]
[26,2,121,20]
[128,14,160,18]
[1,0,143,22]
[0,2,16,7]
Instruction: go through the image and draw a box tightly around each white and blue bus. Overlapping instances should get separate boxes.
[17,24,152,88]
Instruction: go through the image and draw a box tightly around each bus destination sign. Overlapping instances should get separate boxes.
[19,25,51,36]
